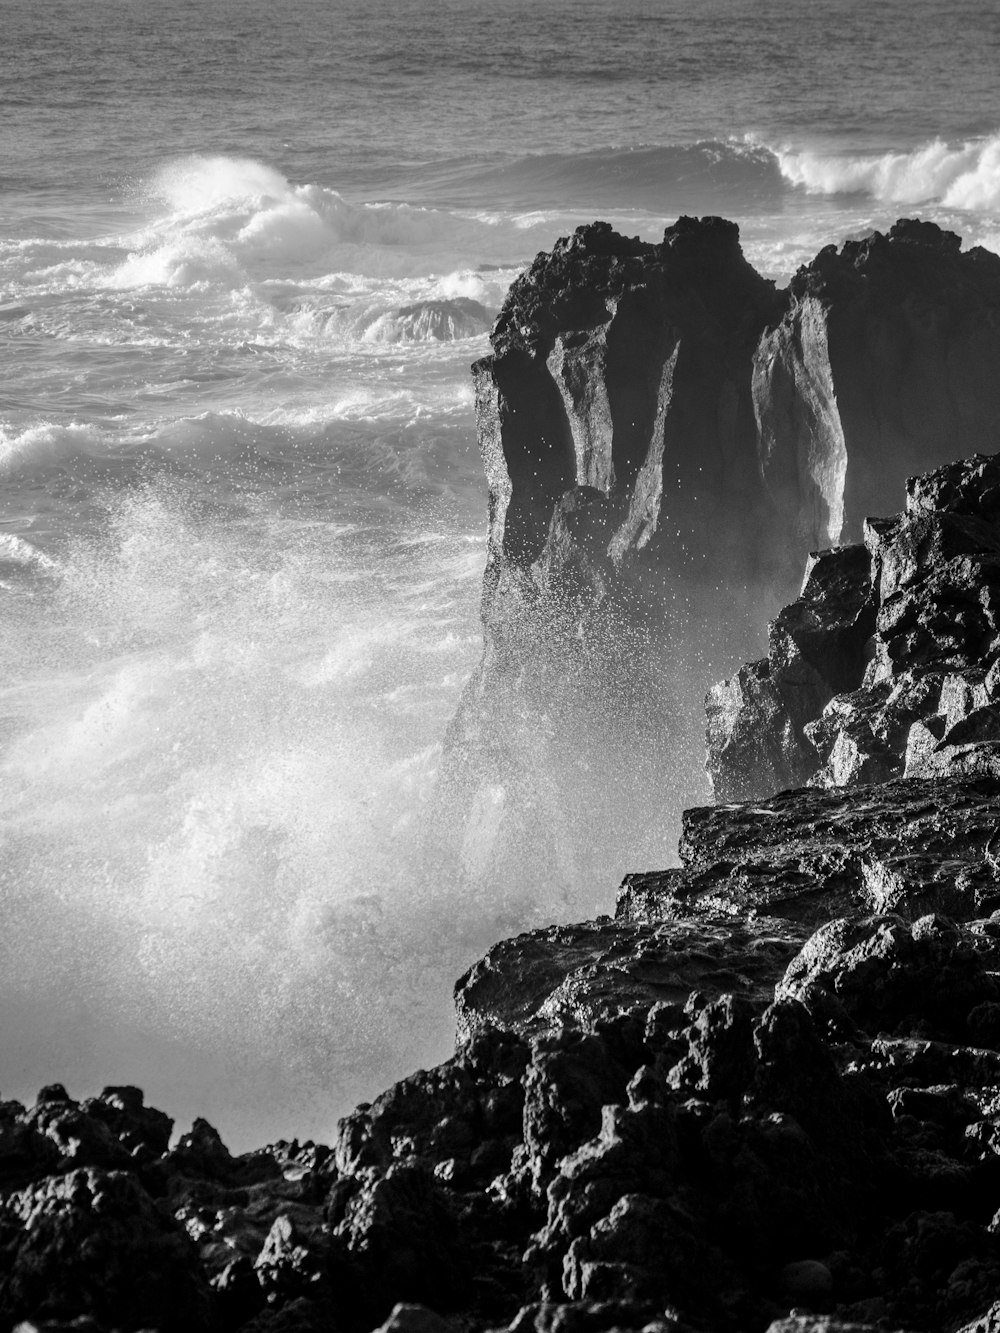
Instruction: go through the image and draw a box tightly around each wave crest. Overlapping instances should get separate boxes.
[114,154,515,290]
[776,132,1000,210]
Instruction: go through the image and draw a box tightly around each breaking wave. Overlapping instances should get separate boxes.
[104,154,557,291]
[775,132,1000,211]
[0,480,498,1147]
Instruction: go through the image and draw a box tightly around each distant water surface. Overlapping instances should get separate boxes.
[2,0,998,1148]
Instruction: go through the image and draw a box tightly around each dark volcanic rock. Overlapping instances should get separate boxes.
[455,915,807,1042]
[619,775,1000,927]
[0,1166,210,1331]
[708,454,1000,802]
[439,217,1000,900]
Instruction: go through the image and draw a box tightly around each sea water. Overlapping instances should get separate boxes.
[2,0,999,1148]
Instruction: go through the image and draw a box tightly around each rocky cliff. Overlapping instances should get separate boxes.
[708,453,1000,801]
[438,219,1000,900]
[8,458,1000,1333]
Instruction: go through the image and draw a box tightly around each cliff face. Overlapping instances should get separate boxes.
[439,219,1000,896]
[758,221,1000,549]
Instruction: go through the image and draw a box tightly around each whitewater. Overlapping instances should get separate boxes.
[2,0,999,1148]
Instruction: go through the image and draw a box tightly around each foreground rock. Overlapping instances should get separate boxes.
[437,217,1000,899]
[9,786,1000,1333]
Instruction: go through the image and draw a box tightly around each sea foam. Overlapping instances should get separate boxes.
[114,155,529,289]
[0,481,502,1146]
[776,132,1000,211]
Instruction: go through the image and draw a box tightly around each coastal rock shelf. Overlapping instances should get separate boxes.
[438,218,1000,894]
[9,458,1000,1333]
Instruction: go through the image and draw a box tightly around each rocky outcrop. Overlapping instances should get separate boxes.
[14,769,1000,1331]
[438,218,1000,898]
[708,454,1000,801]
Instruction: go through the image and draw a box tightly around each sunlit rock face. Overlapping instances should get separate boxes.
[708,454,1000,804]
[762,220,1000,545]
[438,217,1000,898]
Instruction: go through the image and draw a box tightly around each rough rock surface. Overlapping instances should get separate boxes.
[13,795,1000,1333]
[438,218,1000,896]
[708,453,1000,801]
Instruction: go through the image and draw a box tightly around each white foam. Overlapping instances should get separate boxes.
[0,421,106,474]
[0,481,500,1145]
[777,132,1000,211]
[109,154,521,292]
[111,236,246,289]
[150,156,293,215]
[0,532,58,574]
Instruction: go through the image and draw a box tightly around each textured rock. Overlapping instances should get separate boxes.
[619,774,1000,927]
[0,1166,210,1331]
[708,454,1000,802]
[439,217,1000,899]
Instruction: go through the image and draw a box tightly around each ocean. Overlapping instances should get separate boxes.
[2,0,999,1149]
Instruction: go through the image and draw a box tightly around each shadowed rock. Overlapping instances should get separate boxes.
[708,454,1000,802]
[438,217,1000,901]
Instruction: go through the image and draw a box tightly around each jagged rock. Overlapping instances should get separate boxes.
[777,914,1000,1043]
[764,1321,907,1333]
[619,776,1000,926]
[707,544,876,802]
[756,221,1000,549]
[505,1298,694,1333]
[440,218,1000,897]
[325,1161,470,1321]
[708,453,1000,802]
[239,1297,332,1331]
[252,1213,325,1303]
[371,1303,456,1333]
[455,916,808,1043]
[0,1167,210,1331]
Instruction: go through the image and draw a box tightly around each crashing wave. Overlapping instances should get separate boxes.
[106,155,528,291]
[776,131,1000,210]
[0,532,58,576]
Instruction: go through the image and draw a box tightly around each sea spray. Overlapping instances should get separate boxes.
[775,130,1000,212]
[0,479,499,1146]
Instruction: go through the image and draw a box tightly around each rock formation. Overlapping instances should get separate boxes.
[11,228,1000,1333]
[708,453,1000,801]
[438,218,1000,900]
[10,455,1000,1333]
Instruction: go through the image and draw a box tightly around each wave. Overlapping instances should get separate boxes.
[107,154,541,290]
[291,294,493,345]
[775,131,1000,211]
[0,399,483,521]
[0,532,59,576]
[0,421,111,476]
[0,478,492,1145]
[404,140,786,212]
[420,131,1000,219]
